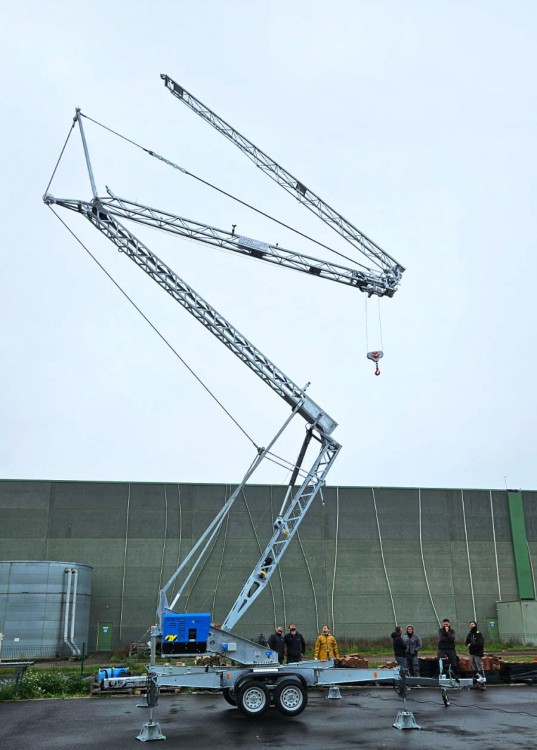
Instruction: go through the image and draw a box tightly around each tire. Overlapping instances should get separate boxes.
[273,678,308,717]
[236,680,270,717]
[222,688,237,706]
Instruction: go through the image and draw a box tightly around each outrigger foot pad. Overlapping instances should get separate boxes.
[393,710,421,730]
[136,721,166,742]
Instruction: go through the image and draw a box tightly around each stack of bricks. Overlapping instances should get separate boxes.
[340,653,369,668]
[482,655,501,671]
[457,654,502,672]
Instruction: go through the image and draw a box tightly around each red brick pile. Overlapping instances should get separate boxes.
[340,653,369,668]
[458,654,502,671]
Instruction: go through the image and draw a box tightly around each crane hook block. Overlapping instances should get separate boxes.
[367,350,383,376]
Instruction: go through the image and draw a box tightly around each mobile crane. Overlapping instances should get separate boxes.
[44,76,469,739]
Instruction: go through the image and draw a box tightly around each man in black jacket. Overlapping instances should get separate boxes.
[465,620,486,689]
[437,618,459,676]
[268,626,285,664]
[284,624,306,663]
[391,626,407,672]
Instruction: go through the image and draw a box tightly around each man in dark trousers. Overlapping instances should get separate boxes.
[402,625,422,677]
[391,626,407,672]
[268,625,285,664]
[465,620,486,689]
[283,623,306,663]
[438,618,458,677]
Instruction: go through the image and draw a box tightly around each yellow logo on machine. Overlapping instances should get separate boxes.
[164,635,177,641]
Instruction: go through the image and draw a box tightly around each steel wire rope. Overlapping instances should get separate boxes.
[489,490,502,602]
[169,484,183,603]
[239,487,278,620]
[80,112,377,273]
[418,488,442,626]
[371,487,397,624]
[365,689,537,717]
[158,485,169,592]
[183,484,273,614]
[295,527,320,635]
[257,458,319,632]
[211,485,232,616]
[270,485,287,629]
[527,540,536,597]
[118,483,131,641]
[364,295,384,352]
[461,490,477,621]
[47,205,317,482]
[330,487,340,633]
[183,511,228,614]
[47,207,258,451]
[44,117,77,195]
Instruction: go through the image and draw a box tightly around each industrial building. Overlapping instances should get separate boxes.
[1,479,536,658]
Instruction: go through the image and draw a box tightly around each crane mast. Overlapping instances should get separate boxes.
[44,77,404,650]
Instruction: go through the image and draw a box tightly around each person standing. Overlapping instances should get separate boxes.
[268,625,285,664]
[284,623,306,663]
[402,625,422,677]
[314,625,339,661]
[391,626,407,672]
[465,620,486,689]
[438,618,458,676]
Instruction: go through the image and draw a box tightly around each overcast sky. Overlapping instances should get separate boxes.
[1,1,536,490]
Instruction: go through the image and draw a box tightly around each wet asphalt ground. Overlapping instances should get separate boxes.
[1,684,536,749]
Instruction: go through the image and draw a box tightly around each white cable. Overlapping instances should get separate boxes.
[461,490,477,621]
[330,487,340,633]
[158,485,169,591]
[418,488,441,626]
[296,529,319,634]
[212,486,231,616]
[489,490,502,602]
[118,483,131,641]
[377,297,384,351]
[371,488,397,624]
[527,540,536,597]
[170,485,183,602]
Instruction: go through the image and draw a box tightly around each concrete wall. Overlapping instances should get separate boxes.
[1,480,536,650]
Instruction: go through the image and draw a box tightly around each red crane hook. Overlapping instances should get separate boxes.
[367,350,383,376]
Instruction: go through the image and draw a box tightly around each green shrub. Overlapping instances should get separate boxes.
[3,669,92,700]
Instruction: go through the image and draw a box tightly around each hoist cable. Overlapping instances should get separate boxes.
[377,296,384,351]
[371,487,397,624]
[489,490,502,602]
[461,489,477,622]
[364,295,384,352]
[79,112,375,274]
[44,117,77,195]
[47,205,258,450]
[418,488,441,627]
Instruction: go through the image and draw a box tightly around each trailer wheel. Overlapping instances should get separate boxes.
[222,687,237,706]
[236,680,270,717]
[274,678,308,716]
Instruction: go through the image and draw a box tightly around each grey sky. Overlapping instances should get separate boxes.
[1,1,536,489]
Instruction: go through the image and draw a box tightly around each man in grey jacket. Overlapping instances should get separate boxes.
[402,625,422,676]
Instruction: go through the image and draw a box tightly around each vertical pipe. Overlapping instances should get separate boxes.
[63,568,72,641]
[70,569,78,641]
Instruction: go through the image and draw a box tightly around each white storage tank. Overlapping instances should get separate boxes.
[0,561,92,659]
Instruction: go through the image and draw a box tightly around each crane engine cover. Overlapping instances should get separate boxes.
[162,612,211,655]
